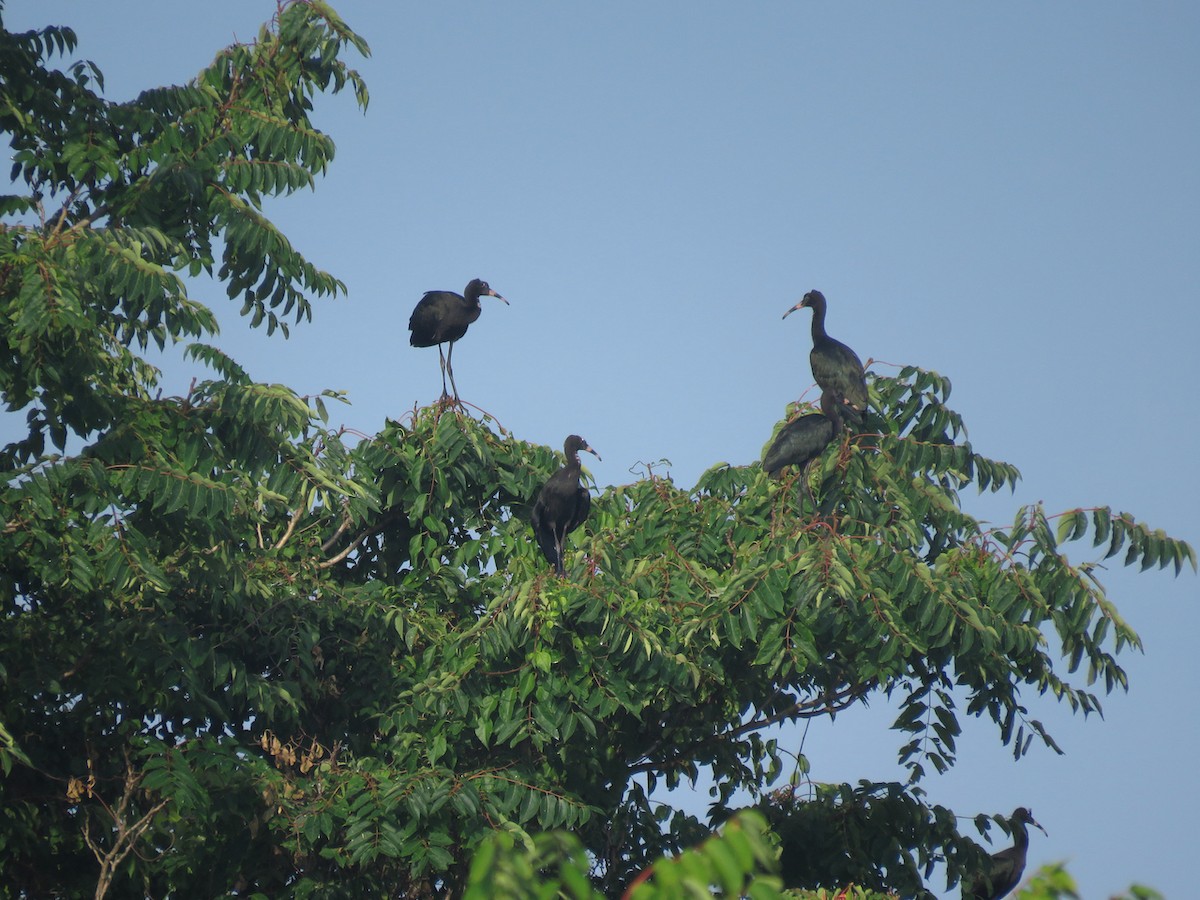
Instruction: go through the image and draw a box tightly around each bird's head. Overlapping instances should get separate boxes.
[565,435,601,461]
[466,278,509,305]
[1012,808,1047,836]
[782,289,825,319]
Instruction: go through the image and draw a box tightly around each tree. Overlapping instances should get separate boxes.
[0,3,1192,898]
[1,2,373,895]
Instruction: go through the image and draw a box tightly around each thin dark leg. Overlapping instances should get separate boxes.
[554,534,565,577]
[437,344,450,398]
[799,463,816,514]
[446,340,460,400]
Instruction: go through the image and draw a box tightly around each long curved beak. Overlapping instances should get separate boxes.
[1031,817,1047,836]
[781,302,804,320]
[583,444,601,461]
[486,289,510,305]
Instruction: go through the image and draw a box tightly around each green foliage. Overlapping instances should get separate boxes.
[1015,863,1081,899]
[625,811,783,899]
[462,811,784,900]
[784,889,896,900]
[1123,888,1165,900]
[0,3,1192,898]
[462,829,600,900]
[0,0,367,465]
[1010,861,1159,900]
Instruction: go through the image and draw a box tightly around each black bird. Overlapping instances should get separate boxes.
[532,435,600,577]
[782,289,868,415]
[963,808,1046,900]
[408,278,508,400]
[763,390,845,478]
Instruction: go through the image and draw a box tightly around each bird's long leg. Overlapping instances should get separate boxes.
[799,462,816,515]
[444,340,462,401]
[437,344,450,399]
[554,532,566,577]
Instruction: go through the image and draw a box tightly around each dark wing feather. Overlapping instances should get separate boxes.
[408,292,444,346]
[964,846,1024,900]
[531,467,592,575]
[763,413,834,476]
[811,338,868,410]
[565,488,591,536]
[531,493,561,569]
[408,291,477,346]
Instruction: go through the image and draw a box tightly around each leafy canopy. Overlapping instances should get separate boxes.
[0,3,1192,898]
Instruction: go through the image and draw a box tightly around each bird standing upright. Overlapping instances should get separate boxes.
[762,390,844,478]
[782,290,868,416]
[532,435,600,577]
[963,807,1046,900]
[408,278,508,400]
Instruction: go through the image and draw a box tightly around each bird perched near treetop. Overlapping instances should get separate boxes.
[408,278,508,400]
[532,435,600,577]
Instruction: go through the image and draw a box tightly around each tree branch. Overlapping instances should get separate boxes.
[273,509,300,550]
[320,510,353,553]
[627,680,876,778]
[318,507,407,569]
[81,756,170,900]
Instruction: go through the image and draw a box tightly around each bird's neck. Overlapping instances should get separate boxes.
[810,304,827,341]
[1012,824,1029,852]
[825,402,844,434]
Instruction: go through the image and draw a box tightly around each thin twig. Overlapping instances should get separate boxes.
[318,528,369,568]
[320,511,353,553]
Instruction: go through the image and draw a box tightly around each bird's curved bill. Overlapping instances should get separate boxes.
[487,290,510,305]
[781,302,804,319]
[584,445,601,461]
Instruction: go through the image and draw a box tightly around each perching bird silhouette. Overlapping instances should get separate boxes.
[963,807,1046,900]
[782,289,868,416]
[763,390,844,478]
[408,278,508,400]
[532,435,600,577]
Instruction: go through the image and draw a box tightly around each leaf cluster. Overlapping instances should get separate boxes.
[0,0,368,464]
[462,810,786,900]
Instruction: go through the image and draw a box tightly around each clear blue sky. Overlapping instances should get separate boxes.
[6,2,1198,896]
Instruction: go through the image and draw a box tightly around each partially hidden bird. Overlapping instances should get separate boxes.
[532,435,600,577]
[408,278,508,400]
[963,807,1046,900]
[762,390,845,479]
[782,289,868,416]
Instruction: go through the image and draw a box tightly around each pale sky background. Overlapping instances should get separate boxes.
[5,2,1198,897]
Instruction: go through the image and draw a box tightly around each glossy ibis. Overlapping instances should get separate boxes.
[532,435,600,577]
[762,390,844,478]
[963,807,1046,900]
[782,289,868,415]
[408,278,508,400]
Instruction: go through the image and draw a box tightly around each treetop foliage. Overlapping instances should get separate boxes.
[0,0,367,466]
[0,3,1192,898]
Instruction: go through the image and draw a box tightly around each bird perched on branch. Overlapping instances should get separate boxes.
[408,278,508,400]
[532,435,600,577]
[963,807,1046,900]
[782,289,868,416]
[763,390,845,479]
